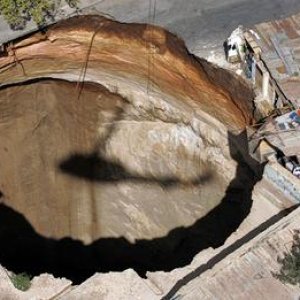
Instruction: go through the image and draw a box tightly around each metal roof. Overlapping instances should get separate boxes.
[253,14,300,106]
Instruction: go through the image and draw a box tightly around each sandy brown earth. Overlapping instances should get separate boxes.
[0,78,227,242]
[0,15,254,129]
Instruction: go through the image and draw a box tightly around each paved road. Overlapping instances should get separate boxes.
[89,0,300,57]
[1,0,300,58]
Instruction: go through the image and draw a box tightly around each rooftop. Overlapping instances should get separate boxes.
[253,13,300,106]
[248,109,300,162]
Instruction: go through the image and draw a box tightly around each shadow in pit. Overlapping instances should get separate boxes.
[0,131,268,285]
[59,151,213,187]
[58,96,213,187]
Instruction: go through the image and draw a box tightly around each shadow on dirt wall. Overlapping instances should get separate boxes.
[0,131,266,284]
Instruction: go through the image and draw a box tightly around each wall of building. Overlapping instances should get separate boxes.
[264,158,300,203]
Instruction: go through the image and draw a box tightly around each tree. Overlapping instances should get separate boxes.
[0,0,80,30]
[9,272,32,291]
[273,230,300,286]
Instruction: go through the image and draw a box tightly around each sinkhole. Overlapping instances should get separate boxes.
[0,78,260,284]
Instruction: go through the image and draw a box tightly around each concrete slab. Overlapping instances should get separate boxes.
[176,207,300,300]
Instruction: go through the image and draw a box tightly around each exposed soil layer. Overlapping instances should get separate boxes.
[0,15,254,130]
[0,16,259,283]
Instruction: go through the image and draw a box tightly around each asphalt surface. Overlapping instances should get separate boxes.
[1,0,300,58]
[89,0,300,57]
